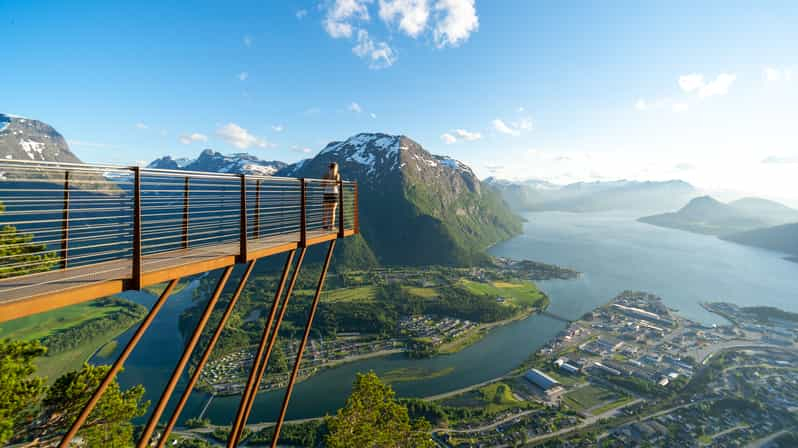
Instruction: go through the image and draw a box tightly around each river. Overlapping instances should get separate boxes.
[95,211,798,424]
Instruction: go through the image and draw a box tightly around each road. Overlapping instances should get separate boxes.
[433,409,541,434]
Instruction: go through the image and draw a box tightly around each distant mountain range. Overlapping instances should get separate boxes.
[279,133,522,266]
[639,196,798,236]
[0,113,81,164]
[148,149,287,176]
[722,223,798,262]
[485,177,697,214]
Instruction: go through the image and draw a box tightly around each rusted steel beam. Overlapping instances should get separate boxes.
[182,176,190,249]
[155,260,258,448]
[58,279,180,448]
[137,266,234,448]
[270,240,336,448]
[60,170,70,269]
[239,174,248,262]
[132,166,143,290]
[228,250,297,446]
[229,247,307,448]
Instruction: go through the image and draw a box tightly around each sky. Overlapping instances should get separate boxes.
[2,1,798,202]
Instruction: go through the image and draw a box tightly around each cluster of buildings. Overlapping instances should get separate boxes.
[398,315,478,345]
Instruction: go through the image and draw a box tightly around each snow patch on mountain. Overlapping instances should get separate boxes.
[20,139,46,160]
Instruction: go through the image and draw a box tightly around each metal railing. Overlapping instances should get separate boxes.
[0,159,358,284]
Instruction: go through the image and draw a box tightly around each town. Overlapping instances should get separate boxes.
[428,292,798,447]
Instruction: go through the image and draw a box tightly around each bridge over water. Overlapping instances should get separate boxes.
[0,159,359,447]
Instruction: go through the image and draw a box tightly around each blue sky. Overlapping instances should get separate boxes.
[2,1,798,200]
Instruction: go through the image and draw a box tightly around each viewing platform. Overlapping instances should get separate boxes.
[0,159,359,322]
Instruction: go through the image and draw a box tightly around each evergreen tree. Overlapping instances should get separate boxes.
[0,201,57,278]
[325,372,434,448]
[0,339,47,444]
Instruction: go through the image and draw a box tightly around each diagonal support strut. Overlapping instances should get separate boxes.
[228,249,301,446]
[154,260,258,448]
[228,247,308,447]
[270,239,336,448]
[136,266,234,447]
[58,278,181,448]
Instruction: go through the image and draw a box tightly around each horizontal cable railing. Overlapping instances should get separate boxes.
[0,160,358,285]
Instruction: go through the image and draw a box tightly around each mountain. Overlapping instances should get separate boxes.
[0,113,81,164]
[485,178,697,214]
[639,195,798,236]
[722,223,798,261]
[148,149,287,176]
[279,133,522,265]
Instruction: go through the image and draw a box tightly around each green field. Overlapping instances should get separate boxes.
[562,385,624,412]
[0,301,140,381]
[381,367,455,384]
[443,382,532,414]
[457,279,546,308]
[404,286,439,299]
[323,285,377,303]
[0,301,131,341]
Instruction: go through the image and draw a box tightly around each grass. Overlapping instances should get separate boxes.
[562,385,623,413]
[0,301,130,341]
[437,326,485,354]
[142,279,190,297]
[381,367,455,384]
[0,300,140,382]
[443,382,529,414]
[457,279,547,308]
[323,286,377,303]
[97,340,119,358]
[404,286,439,299]
[591,395,635,415]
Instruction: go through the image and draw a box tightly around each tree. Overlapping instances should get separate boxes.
[31,363,149,446]
[0,201,57,279]
[0,339,47,444]
[325,372,434,448]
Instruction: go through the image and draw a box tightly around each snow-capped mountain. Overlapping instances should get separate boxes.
[279,133,521,265]
[148,149,287,176]
[0,113,81,164]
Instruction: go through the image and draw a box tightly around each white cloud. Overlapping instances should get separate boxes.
[678,73,704,93]
[454,128,481,141]
[324,0,372,39]
[671,103,689,113]
[370,112,377,119]
[292,145,312,153]
[515,118,533,131]
[272,124,284,132]
[492,119,520,136]
[678,73,736,98]
[433,0,479,48]
[352,29,396,69]
[296,9,308,19]
[216,123,272,149]
[441,133,457,144]
[764,66,793,82]
[243,35,253,47]
[698,73,736,98]
[238,71,249,81]
[378,0,429,38]
[517,106,525,113]
[135,123,148,129]
[179,133,208,145]
[348,102,363,113]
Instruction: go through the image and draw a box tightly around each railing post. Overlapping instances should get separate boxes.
[60,171,70,269]
[132,166,142,290]
[239,174,248,262]
[299,178,307,247]
[182,176,189,249]
[337,179,345,238]
[254,179,261,239]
